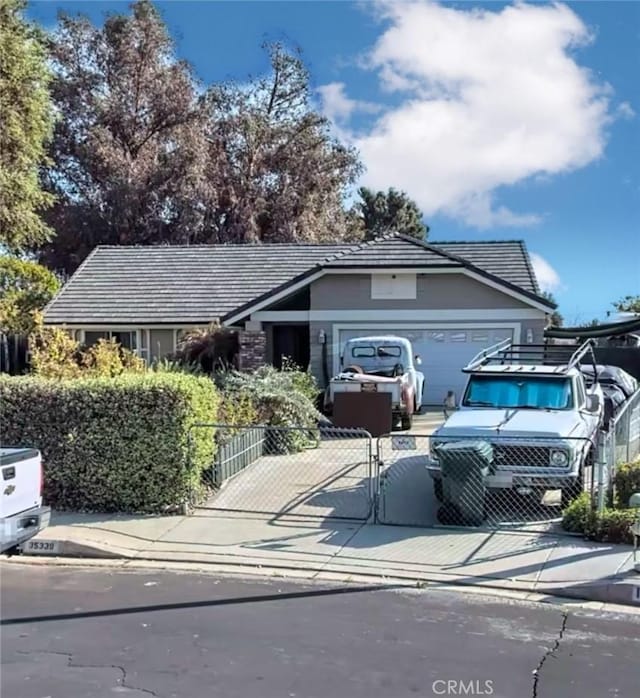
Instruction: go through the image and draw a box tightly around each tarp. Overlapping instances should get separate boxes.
[545,316,640,339]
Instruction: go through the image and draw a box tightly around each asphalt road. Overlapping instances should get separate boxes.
[1,562,639,698]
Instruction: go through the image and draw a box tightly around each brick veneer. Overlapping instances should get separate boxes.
[238,330,267,371]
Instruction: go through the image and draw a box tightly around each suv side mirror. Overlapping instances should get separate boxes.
[586,394,600,413]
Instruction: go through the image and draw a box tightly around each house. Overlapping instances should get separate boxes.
[43,233,555,404]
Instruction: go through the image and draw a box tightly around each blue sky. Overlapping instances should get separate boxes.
[28,1,639,324]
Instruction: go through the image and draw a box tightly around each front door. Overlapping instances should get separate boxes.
[272,325,310,370]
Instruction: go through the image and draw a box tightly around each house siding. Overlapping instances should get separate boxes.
[307,274,547,387]
[311,273,532,311]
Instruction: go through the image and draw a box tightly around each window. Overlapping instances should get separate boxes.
[352,345,402,358]
[463,375,574,410]
[450,331,467,343]
[83,330,138,354]
[429,332,446,342]
[371,273,417,300]
[471,331,489,343]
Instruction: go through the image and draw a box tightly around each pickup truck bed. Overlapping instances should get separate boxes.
[1,447,51,552]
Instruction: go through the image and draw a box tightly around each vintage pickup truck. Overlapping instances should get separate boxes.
[425,339,614,508]
[0,447,51,553]
[325,335,425,430]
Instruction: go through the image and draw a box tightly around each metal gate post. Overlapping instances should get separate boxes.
[596,431,607,514]
[373,437,383,524]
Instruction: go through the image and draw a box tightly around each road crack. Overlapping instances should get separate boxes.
[531,612,568,698]
[17,649,160,696]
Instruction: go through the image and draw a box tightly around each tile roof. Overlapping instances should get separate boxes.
[429,240,540,294]
[43,235,549,325]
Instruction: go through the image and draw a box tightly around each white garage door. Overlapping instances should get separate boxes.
[337,327,515,406]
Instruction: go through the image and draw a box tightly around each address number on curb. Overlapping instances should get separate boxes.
[22,539,61,555]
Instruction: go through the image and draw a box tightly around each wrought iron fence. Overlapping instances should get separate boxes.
[189,423,374,521]
[375,433,597,532]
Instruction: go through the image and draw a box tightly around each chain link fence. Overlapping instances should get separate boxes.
[375,433,597,532]
[186,395,638,530]
[597,390,640,512]
[189,424,374,521]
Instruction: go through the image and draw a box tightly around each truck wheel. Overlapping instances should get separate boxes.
[401,412,413,430]
[433,478,444,502]
[561,472,584,509]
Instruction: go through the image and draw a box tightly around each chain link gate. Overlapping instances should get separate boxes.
[374,433,599,532]
[188,423,375,521]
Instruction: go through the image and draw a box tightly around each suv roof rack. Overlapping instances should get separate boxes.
[464,339,598,375]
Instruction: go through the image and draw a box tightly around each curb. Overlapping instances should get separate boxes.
[8,538,640,617]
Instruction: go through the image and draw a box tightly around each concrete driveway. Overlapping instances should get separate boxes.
[204,433,373,521]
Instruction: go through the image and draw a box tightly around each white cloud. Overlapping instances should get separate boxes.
[317,82,380,124]
[616,101,635,120]
[530,252,562,293]
[336,1,614,228]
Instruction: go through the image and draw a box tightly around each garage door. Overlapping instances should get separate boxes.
[337,327,515,406]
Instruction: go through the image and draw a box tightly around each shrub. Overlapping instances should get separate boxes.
[218,390,259,429]
[150,357,202,375]
[173,324,239,374]
[29,324,83,379]
[561,492,636,544]
[281,356,320,403]
[81,338,145,376]
[220,365,322,452]
[0,373,219,513]
[561,493,596,534]
[30,325,144,379]
[614,459,640,509]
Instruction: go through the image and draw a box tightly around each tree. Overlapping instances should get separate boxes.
[542,291,563,327]
[203,42,362,243]
[0,255,60,335]
[39,0,213,273]
[613,295,640,314]
[352,187,428,241]
[39,3,363,272]
[0,0,55,252]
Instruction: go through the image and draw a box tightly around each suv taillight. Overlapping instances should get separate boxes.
[40,460,44,497]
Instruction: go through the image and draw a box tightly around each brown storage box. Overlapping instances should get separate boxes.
[332,391,393,437]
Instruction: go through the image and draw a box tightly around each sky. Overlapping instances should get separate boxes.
[27,0,640,324]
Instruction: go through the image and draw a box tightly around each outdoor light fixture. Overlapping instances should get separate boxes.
[318,329,326,345]
[526,328,534,343]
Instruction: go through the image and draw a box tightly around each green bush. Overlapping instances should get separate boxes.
[0,373,219,513]
[281,357,320,404]
[220,365,322,453]
[561,492,596,534]
[614,459,640,509]
[561,491,636,544]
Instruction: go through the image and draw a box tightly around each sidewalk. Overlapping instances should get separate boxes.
[15,508,640,608]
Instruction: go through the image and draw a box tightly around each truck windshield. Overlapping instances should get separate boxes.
[463,375,573,410]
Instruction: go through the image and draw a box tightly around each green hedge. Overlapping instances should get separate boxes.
[0,373,219,513]
[614,459,640,509]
